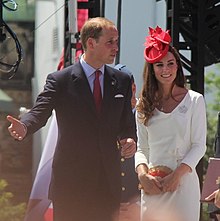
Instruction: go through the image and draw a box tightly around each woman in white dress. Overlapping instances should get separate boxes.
[135,26,207,221]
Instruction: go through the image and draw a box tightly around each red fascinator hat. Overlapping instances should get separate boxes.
[144,26,171,63]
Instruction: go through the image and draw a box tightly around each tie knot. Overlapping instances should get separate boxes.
[95,70,101,78]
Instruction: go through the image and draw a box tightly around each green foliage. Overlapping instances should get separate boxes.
[205,69,220,163]
[203,112,216,172]
[205,68,220,117]
[0,179,26,221]
[202,203,210,221]
[202,67,220,221]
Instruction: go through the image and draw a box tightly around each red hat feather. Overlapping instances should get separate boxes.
[144,26,171,63]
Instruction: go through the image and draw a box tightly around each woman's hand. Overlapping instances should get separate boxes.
[138,172,163,195]
[160,172,181,192]
[161,163,191,193]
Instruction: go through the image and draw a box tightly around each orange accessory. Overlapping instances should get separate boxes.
[148,165,173,178]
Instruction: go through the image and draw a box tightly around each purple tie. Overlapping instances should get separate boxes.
[93,70,102,113]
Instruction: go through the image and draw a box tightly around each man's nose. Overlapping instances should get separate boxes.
[114,44,119,51]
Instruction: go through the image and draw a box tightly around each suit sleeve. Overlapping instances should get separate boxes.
[181,94,207,170]
[20,73,58,136]
[134,111,149,169]
[118,78,137,142]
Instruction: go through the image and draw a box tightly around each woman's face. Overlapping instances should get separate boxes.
[152,51,178,86]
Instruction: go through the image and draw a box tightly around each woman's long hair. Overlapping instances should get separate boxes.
[136,46,186,125]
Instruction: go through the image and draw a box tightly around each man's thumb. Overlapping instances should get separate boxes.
[7,115,15,123]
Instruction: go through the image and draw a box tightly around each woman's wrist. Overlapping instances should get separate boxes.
[136,164,148,182]
[174,163,191,179]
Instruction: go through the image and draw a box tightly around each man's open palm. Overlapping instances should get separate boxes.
[7,115,26,140]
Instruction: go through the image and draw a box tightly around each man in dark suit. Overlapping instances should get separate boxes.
[6,17,136,221]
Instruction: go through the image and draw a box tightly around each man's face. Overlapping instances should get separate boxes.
[92,26,119,65]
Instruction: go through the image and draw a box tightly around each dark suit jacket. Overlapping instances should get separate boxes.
[121,157,140,203]
[21,62,136,204]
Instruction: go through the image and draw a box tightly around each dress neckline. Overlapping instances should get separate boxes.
[156,90,189,115]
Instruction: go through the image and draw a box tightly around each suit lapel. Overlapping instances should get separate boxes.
[68,63,97,115]
[68,64,119,120]
[101,67,118,115]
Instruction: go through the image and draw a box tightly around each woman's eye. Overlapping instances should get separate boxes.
[156,64,163,67]
[168,62,175,67]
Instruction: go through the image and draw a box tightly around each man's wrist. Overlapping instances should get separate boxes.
[21,123,27,137]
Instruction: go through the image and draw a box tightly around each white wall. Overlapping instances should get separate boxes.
[33,0,64,175]
[105,0,167,93]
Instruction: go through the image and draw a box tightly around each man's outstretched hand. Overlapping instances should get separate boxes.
[7,115,27,141]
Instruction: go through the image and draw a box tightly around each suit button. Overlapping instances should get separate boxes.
[121,172,125,176]
[121,157,125,162]
[122,187,126,191]
[117,141,120,149]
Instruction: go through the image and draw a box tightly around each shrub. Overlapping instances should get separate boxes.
[0,179,26,221]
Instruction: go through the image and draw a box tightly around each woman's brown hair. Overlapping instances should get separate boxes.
[136,46,186,125]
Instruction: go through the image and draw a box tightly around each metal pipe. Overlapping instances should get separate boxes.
[214,112,220,158]
[0,0,6,42]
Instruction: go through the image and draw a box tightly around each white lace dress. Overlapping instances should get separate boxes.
[135,90,207,221]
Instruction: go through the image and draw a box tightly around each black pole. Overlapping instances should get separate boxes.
[214,112,220,158]
[0,0,2,26]
[100,0,105,17]
[0,0,6,42]
[115,0,122,64]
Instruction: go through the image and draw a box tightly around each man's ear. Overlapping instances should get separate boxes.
[87,37,96,49]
